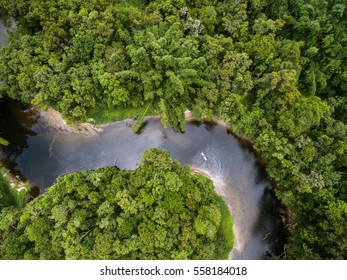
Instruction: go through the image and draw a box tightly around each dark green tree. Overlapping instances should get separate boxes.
[0,149,234,260]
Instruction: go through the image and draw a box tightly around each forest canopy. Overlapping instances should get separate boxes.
[0,0,346,259]
[0,149,234,260]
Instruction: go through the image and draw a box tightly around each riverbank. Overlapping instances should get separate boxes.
[190,166,212,179]
[19,106,237,258]
[190,165,234,258]
[87,103,157,125]
[38,107,197,135]
[0,167,29,208]
[38,108,105,136]
[1,99,286,259]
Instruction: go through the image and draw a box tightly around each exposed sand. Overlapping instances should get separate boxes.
[184,110,194,120]
[39,109,200,136]
[190,166,212,179]
[38,108,104,136]
[1,167,29,191]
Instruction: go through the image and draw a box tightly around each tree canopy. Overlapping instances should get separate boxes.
[0,0,346,259]
[0,149,234,260]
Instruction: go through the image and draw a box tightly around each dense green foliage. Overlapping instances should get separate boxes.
[88,103,156,124]
[0,137,9,146]
[0,149,233,259]
[1,140,28,211]
[0,170,17,210]
[0,168,29,232]
[0,0,346,259]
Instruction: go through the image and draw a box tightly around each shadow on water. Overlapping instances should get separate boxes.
[188,119,202,127]
[0,98,38,180]
[188,120,217,130]
[252,187,287,258]
[28,186,40,199]
[0,99,287,259]
[225,129,289,257]
[225,127,289,257]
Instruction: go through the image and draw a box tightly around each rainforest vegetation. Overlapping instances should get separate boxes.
[0,0,346,259]
[0,149,233,259]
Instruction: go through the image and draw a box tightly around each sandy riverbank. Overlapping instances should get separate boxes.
[39,109,205,136]
[0,167,29,191]
[38,108,105,136]
[190,166,212,179]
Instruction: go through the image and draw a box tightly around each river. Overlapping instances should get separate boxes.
[0,21,285,260]
[0,99,286,259]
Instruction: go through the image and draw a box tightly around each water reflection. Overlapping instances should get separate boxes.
[0,101,286,259]
[0,99,38,178]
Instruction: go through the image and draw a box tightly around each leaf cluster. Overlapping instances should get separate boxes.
[0,0,346,259]
[0,149,233,260]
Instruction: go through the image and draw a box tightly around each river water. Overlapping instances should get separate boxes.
[0,99,286,259]
[0,21,285,260]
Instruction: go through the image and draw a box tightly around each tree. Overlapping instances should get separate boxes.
[0,149,234,259]
[109,21,208,131]
[0,137,9,146]
[1,0,346,260]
